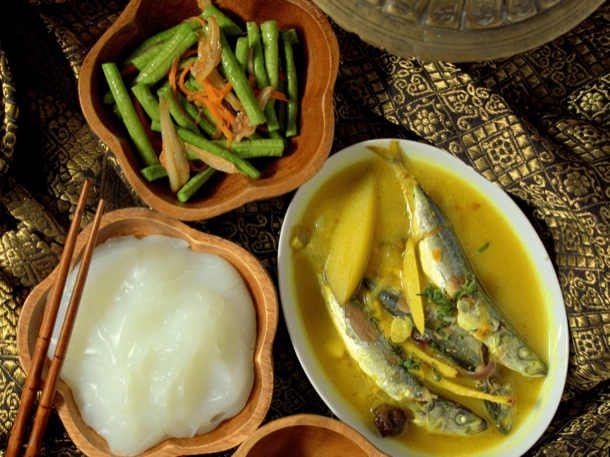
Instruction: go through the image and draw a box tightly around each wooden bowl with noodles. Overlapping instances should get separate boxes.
[79,0,339,221]
[16,208,278,456]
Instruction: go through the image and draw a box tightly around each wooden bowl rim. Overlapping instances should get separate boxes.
[16,207,278,457]
[233,414,387,457]
[78,0,339,221]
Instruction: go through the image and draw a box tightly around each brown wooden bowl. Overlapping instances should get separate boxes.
[233,414,388,457]
[79,0,339,221]
[16,208,278,457]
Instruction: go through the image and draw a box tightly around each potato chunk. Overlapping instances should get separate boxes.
[325,174,377,305]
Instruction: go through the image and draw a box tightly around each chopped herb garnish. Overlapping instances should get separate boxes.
[432,364,442,381]
[475,242,490,255]
[453,272,479,302]
[419,284,454,326]
[418,274,479,331]
[430,341,443,352]
[400,353,421,371]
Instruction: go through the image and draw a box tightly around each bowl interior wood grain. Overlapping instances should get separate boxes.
[17,208,278,457]
[233,414,386,457]
[79,0,338,221]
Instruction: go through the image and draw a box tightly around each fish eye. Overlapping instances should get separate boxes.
[455,412,468,425]
[518,346,532,360]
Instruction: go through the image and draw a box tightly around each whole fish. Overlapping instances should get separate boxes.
[320,279,431,403]
[320,278,489,436]
[370,142,547,378]
[412,185,547,377]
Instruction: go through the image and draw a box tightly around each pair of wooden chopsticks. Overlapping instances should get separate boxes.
[7,180,105,457]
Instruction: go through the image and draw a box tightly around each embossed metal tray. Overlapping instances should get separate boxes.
[313,0,606,62]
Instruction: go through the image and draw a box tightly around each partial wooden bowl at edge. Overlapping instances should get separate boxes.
[79,0,339,221]
[16,208,278,457]
[233,414,388,457]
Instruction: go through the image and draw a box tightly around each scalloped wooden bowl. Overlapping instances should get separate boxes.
[79,0,339,221]
[233,414,387,457]
[16,208,278,457]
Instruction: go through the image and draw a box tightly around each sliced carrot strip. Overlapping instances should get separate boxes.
[269,90,289,102]
[202,78,223,104]
[182,48,198,59]
[169,57,180,96]
[185,16,207,28]
[178,61,195,96]
[219,81,233,96]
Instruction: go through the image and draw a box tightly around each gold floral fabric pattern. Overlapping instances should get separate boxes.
[0,0,609,456]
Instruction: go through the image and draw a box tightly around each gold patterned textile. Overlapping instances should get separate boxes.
[0,0,609,456]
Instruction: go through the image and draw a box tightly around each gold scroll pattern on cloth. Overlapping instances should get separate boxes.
[0,0,609,456]
[0,49,16,178]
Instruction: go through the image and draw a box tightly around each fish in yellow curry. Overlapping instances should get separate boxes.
[290,141,549,454]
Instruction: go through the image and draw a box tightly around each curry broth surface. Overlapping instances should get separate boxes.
[291,153,549,456]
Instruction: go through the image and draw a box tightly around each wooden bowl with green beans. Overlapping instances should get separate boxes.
[79,0,339,221]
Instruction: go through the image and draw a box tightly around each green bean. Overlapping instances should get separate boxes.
[261,21,279,89]
[247,22,268,89]
[177,128,260,179]
[276,49,287,132]
[176,92,217,137]
[141,164,168,181]
[234,37,249,72]
[201,5,244,36]
[102,62,159,166]
[220,30,266,127]
[247,22,279,132]
[157,85,199,135]
[135,24,199,87]
[177,167,216,203]
[267,130,288,150]
[103,90,115,105]
[178,56,197,71]
[112,102,123,121]
[281,28,299,137]
[131,44,164,71]
[123,20,202,66]
[131,84,159,121]
[211,138,285,158]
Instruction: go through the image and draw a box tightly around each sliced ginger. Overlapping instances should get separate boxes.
[402,237,425,334]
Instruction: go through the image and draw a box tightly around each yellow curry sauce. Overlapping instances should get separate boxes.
[291,153,549,456]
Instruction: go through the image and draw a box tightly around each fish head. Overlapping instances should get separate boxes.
[516,344,548,377]
[416,399,488,436]
[492,329,548,377]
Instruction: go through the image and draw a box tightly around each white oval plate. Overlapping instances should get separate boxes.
[277,139,568,457]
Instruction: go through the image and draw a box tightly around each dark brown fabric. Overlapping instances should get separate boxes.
[0,0,609,455]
